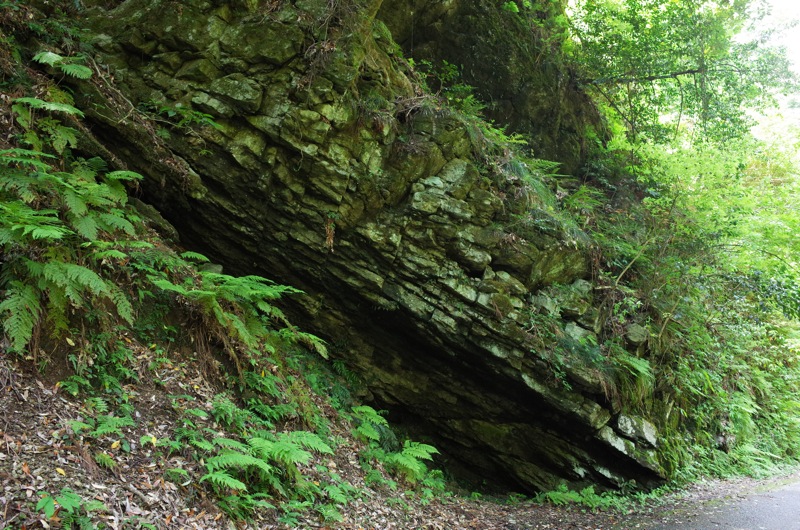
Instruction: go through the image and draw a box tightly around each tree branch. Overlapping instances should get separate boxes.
[585,68,705,86]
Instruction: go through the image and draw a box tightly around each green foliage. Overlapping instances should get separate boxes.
[352,405,443,488]
[151,270,328,380]
[570,0,797,142]
[94,451,117,470]
[37,487,108,529]
[606,339,654,407]
[0,97,140,353]
[1,53,316,390]
[163,467,190,485]
[197,427,332,516]
[163,389,341,520]
[68,413,135,439]
[0,40,451,527]
[0,281,41,352]
[139,101,221,140]
[352,405,390,443]
[382,441,439,484]
[534,483,626,511]
[33,51,93,80]
[578,109,800,478]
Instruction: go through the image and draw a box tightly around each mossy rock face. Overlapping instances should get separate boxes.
[377,0,604,174]
[75,0,664,493]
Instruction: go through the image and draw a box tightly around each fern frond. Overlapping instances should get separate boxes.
[97,180,128,205]
[269,439,312,466]
[70,214,98,240]
[206,451,273,475]
[0,170,38,202]
[212,437,249,453]
[97,211,136,235]
[352,406,390,443]
[92,415,135,437]
[59,63,92,79]
[89,249,128,261]
[0,281,41,351]
[62,188,88,216]
[94,451,117,469]
[151,278,191,296]
[44,286,69,335]
[254,299,277,315]
[50,124,78,154]
[179,251,210,263]
[67,420,94,434]
[105,170,143,182]
[324,484,348,504]
[399,441,439,461]
[77,183,115,209]
[246,437,275,461]
[281,431,334,455]
[189,438,215,452]
[295,331,328,359]
[355,422,380,442]
[85,396,109,413]
[222,310,258,348]
[40,262,110,298]
[384,452,427,482]
[82,157,108,173]
[33,51,63,66]
[352,406,389,427]
[200,470,248,492]
[22,223,70,241]
[0,203,69,244]
[14,97,85,118]
[108,284,134,324]
[0,147,56,170]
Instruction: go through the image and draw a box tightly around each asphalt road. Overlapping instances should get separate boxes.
[644,473,800,530]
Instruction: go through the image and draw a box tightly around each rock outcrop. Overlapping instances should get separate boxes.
[377,0,602,174]
[76,0,663,492]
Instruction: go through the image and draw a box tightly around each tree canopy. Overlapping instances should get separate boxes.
[569,0,797,142]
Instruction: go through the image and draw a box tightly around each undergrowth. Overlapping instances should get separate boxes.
[385,36,800,484]
[0,42,447,527]
[4,7,800,528]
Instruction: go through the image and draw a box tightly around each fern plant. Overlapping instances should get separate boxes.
[198,430,333,517]
[0,93,141,354]
[152,269,328,378]
[2,51,317,386]
[382,441,439,484]
[37,487,108,529]
[351,405,390,443]
[164,391,334,519]
[32,50,93,80]
[68,414,135,439]
[351,405,441,485]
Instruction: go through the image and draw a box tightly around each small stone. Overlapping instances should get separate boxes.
[209,73,263,113]
[410,191,442,214]
[625,324,649,345]
[617,414,658,447]
[531,293,560,316]
[564,321,596,344]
